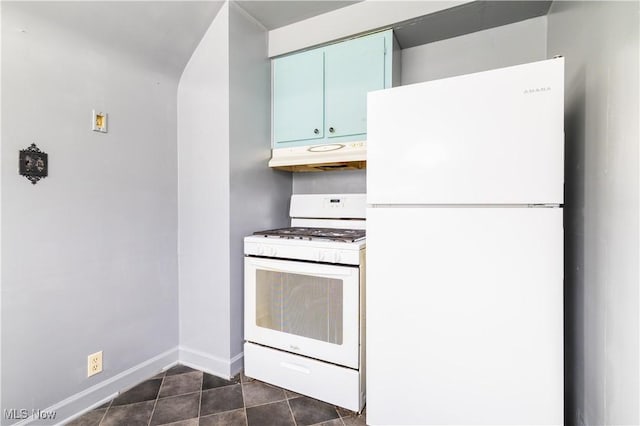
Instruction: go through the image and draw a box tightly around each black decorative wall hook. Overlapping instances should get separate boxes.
[19,143,48,185]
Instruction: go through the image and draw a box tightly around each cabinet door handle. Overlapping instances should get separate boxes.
[314,128,319,134]
[329,127,335,133]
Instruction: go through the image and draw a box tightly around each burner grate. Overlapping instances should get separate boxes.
[253,227,365,243]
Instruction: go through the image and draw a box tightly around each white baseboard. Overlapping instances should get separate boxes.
[178,346,243,380]
[10,346,243,426]
[12,347,179,426]
[230,351,244,377]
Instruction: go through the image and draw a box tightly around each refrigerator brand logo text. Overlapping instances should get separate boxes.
[523,87,552,94]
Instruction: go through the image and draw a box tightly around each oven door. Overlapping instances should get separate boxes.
[245,256,360,369]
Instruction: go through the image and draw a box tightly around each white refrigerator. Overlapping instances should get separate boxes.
[366,58,564,425]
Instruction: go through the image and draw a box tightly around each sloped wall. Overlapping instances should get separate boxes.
[228,2,291,361]
[177,1,291,377]
[178,3,232,374]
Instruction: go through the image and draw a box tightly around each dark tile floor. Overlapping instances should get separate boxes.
[66,364,367,426]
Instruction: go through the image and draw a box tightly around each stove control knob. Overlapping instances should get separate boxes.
[257,246,264,256]
[334,252,341,263]
[268,247,277,257]
[318,252,325,262]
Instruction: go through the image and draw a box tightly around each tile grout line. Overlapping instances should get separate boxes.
[241,378,293,410]
[336,407,346,426]
[340,412,347,426]
[147,374,165,426]
[157,389,202,401]
[197,372,204,422]
[97,400,112,425]
[199,373,244,422]
[245,396,289,409]
[285,395,298,426]
[240,377,249,426]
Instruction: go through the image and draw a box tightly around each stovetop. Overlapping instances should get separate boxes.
[253,227,366,243]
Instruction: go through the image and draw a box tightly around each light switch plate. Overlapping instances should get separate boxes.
[92,110,108,133]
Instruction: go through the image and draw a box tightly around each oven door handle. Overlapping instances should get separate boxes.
[245,257,358,278]
[249,264,353,279]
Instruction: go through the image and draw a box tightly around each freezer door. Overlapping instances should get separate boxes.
[366,207,563,425]
[367,58,564,205]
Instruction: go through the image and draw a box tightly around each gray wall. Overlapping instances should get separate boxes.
[292,16,547,195]
[547,2,639,425]
[293,170,366,194]
[267,1,469,57]
[228,1,292,360]
[178,1,291,377]
[1,2,179,423]
[400,16,547,84]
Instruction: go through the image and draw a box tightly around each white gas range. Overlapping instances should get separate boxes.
[243,194,366,413]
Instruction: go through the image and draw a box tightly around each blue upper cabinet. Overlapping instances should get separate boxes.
[273,30,395,149]
[325,34,386,139]
[273,49,325,144]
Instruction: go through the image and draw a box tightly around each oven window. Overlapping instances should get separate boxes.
[255,270,343,345]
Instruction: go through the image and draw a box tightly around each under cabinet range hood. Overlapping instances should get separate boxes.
[268,141,367,172]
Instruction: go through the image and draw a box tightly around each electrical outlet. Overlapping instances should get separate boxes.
[87,351,103,377]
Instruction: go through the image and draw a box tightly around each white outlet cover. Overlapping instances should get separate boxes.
[88,351,103,377]
[92,110,108,133]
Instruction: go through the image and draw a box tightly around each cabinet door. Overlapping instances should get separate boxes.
[273,49,325,146]
[325,34,386,139]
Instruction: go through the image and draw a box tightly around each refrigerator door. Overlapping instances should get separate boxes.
[367,58,564,205]
[366,207,563,425]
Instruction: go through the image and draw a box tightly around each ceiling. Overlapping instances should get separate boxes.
[5,0,359,79]
[4,1,224,79]
[5,1,553,80]
[241,1,552,53]
[393,1,553,49]
[236,1,361,30]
